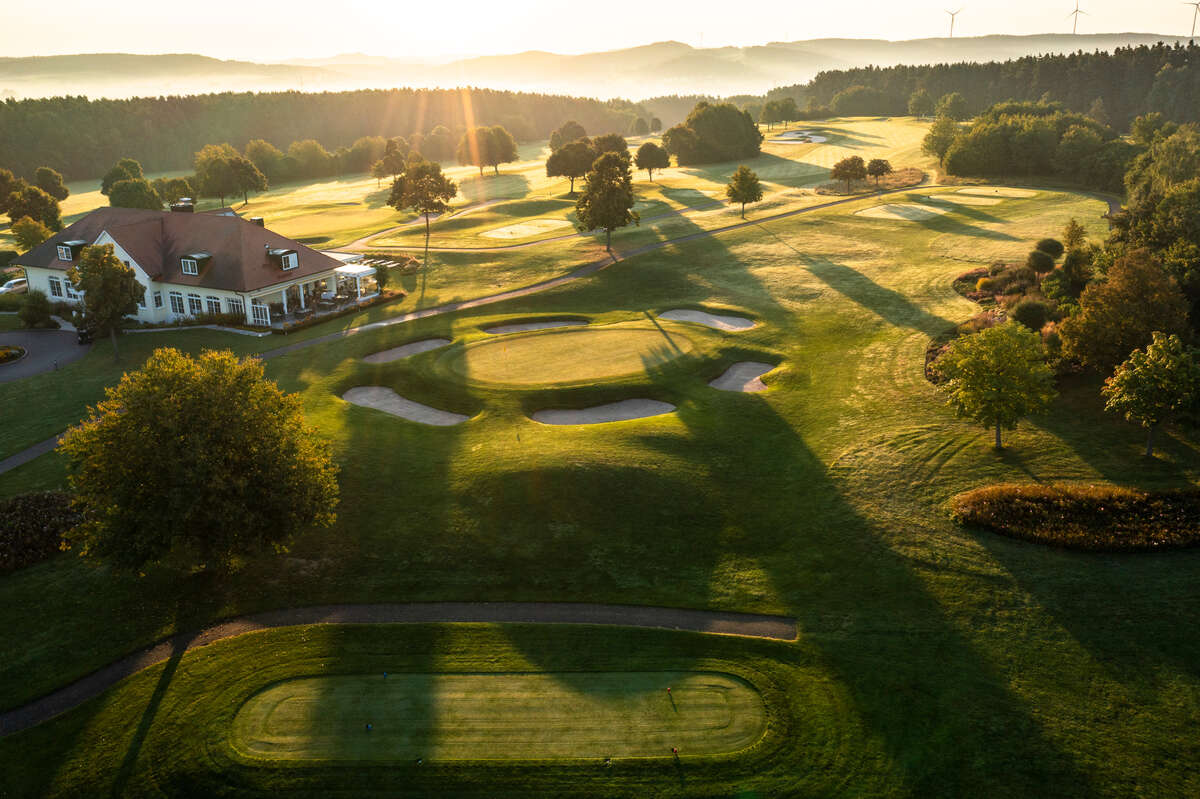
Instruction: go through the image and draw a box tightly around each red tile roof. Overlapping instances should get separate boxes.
[14,208,342,293]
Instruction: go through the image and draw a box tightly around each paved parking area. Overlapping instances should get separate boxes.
[0,330,90,383]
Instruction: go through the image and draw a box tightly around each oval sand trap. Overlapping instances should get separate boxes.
[771,130,828,144]
[659,309,756,331]
[482,320,587,335]
[232,671,766,761]
[855,203,948,221]
[446,327,694,386]
[363,338,451,363]
[343,386,469,426]
[532,399,676,425]
[957,187,1037,198]
[709,362,775,392]
[930,195,1002,206]
[481,218,572,239]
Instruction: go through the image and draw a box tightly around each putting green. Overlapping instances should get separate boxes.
[231,671,767,761]
[444,326,695,385]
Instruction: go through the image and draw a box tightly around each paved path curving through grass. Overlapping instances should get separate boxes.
[0,602,796,737]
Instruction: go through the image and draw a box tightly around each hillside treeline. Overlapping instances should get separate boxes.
[788,42,1200,129]
[0,88,646,180]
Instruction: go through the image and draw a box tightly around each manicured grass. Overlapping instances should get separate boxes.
[440,323,700,386]
[232,670,766,761]
[1,118,1199,796]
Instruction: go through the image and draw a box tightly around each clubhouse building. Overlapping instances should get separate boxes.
[12,203,378,328]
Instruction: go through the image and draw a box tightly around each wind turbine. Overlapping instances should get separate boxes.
[946,9,962,38]
[1186,1,1200,38]
[1068,0,1086,34]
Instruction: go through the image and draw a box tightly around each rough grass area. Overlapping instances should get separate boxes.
[231,670,767,761]
[951,483,1200,551]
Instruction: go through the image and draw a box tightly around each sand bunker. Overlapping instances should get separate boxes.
[771,130,828,144]
[957,187,1037,198]
[363,338,451,363]
[658,309,756,331]
[343,387,469,426]
[531,399,676,425]
[482,218,572,239]
[709,362,775,392]
[482,320,587,335]
[930,195,1002,206]
[855,203,948,221]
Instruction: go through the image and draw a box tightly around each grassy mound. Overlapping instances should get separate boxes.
[951,484,1200,551]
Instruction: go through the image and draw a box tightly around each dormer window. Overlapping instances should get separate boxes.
[56,240,86,261]
[268,248,299,271]
[180,252,211,276]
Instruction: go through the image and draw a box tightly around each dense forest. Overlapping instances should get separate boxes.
[0,88,647,181]
[787,42,1200,129]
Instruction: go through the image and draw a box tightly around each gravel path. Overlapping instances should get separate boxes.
[0,602,797,736]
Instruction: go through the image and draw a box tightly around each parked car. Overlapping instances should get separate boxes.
[0,277,27,295]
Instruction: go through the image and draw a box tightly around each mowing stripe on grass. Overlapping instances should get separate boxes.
[0,603,796,737]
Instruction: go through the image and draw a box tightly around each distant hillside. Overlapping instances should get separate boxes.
[2,34,1194,101]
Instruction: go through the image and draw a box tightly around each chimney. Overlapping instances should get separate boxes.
[250,217,264,227]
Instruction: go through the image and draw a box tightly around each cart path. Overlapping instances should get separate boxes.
[0,602,797,736]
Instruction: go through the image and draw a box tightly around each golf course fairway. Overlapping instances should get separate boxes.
[231,671,767,760]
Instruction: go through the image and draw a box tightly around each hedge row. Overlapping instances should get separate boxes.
[950,484,1200,552]
[0,491,79,572]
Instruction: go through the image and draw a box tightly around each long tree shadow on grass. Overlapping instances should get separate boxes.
[803,255,957,339]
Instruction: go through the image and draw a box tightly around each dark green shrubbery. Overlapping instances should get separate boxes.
[0,491,79,572]
[1035,238,1065,258]
[1010,298,1053,331]
[18,289,54,328]
[951,483,1200,551]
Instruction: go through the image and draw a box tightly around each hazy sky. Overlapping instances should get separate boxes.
[3,0,1196,60]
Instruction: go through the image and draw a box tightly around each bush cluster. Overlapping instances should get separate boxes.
[950,483,1200,551]
[0,491,79,572]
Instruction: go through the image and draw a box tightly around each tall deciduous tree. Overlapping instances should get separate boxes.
[194,143,241,207]
[831,156,867,192]
[634,141,670,182]
[34,167,69,201]
[0,168,25,215]
[151,176,194,204]
[245,139,285,180]
[457,125,519,176]
[100,158,144,196]
[387,158,458,255]
[1059,250,1191,371]
[58,348,339,572]
[935,322,1058,449]
[922,116,961,163]
[67,244,145,361]
[10,216,53,252]
[575,151,639,253]
[546,139,596,194]
[6,185,61,230]
[1102,332,1200,456]
[229,156,268,204]
[725,165,763,217]
[592,133,628,155]
[108,178,162,210]
[549,120,588,152]
[866,158,893,186]
[935,92,969,121]
[908,88,934,118]
[650,117,662,133]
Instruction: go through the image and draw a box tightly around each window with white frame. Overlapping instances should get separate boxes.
[56,245,72,261]
[281,252,298,270]
[169,291,185,315]
[187,293,203,315]
[251,301,270,326]
[48,276,63,298]
[64,281,78,300]
[205,296,221,315]
[181,258,199,276]
[153,291,164,309]
[137,285,146,308]
[227,297,245,317]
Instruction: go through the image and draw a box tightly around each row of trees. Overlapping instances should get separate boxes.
[661,102,763,166]
[0,88,650,180]
[790,42,1200,129]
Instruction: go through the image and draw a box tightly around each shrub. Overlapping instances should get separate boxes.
[951,483,1200,551]
[18,289,53,328]
[1010,298,1053,330]
[1035,238,1065,258]
[976,277,999,293]
[1027,249,1056,274]
[1003,281,1030,296]
[988,261,1007,276]
[0,492,79,572]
